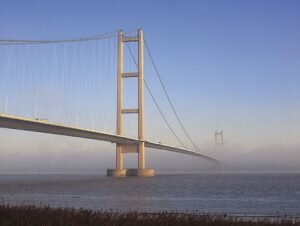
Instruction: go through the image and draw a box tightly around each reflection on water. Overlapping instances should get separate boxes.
[0,173,299,216]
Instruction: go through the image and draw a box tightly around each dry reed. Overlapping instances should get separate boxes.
[0,205,299,226]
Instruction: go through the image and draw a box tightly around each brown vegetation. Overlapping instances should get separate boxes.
[0,205,299,226]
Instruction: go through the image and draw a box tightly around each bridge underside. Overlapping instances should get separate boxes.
[0,114,219,175]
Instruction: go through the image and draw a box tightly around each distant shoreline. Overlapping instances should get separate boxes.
[0,205,299,226]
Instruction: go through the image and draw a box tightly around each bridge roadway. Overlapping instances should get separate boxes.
[0,114,219,163]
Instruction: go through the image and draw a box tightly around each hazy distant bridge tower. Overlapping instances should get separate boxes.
[107,29,154,177]
[215,130,223,149]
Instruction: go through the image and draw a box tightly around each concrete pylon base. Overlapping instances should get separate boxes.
[126,168,155,177]
[107,168,155,177]
[107,169,127,177]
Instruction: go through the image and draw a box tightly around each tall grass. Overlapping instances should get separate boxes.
[0,205,299,226]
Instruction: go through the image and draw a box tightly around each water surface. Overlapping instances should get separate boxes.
[0,173,299,216]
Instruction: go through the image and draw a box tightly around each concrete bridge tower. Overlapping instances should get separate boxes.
[107,29,154,177]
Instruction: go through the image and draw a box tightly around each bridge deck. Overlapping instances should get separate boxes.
[0,114,219,163]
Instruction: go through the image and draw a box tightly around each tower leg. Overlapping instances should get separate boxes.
[107,30,126,177]
[138,142,145,169]
[116,145,123,169]
[107,145,126,176]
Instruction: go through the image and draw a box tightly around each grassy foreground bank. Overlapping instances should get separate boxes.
[0,205,299,226]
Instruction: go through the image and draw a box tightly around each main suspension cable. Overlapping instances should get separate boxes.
[144,38,204,154]
[0,31,118,45]
[125,43,187,149]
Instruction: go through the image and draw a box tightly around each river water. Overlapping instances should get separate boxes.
[0,173,299,216]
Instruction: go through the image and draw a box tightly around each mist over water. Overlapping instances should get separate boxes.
[0,129,299,173]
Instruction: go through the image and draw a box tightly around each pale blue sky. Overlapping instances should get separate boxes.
[0,0,299,171]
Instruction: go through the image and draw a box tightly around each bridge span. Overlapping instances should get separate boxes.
[0,114,218,162]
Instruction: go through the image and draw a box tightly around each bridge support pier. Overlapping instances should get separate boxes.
[107,168,127,177]
[107,168,154,177]
[107,169,154,177]
[126,168,154,177]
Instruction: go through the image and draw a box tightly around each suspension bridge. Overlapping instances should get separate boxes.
[0,29,219,176]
